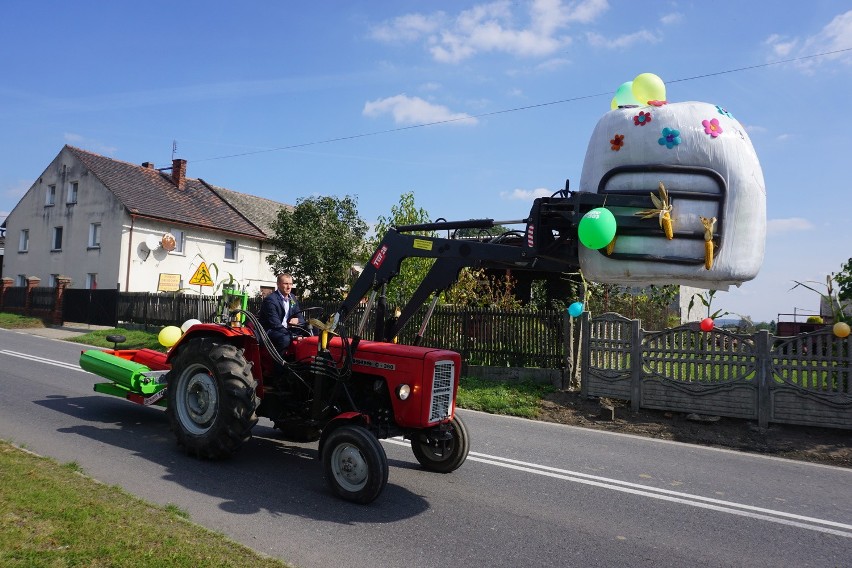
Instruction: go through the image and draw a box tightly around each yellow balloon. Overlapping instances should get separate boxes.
[833,322,851,338]
[632,73,666,104]
[610,97,617,110]
[158,325,183,348]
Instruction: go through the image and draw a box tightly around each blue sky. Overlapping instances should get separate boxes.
[1,1,850,323]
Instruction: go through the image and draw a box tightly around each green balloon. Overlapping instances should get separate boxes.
[578,208,617,250]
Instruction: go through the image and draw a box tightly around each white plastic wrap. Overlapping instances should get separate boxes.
[578,101,766,290]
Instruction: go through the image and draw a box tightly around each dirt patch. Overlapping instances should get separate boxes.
[538,391,852,469]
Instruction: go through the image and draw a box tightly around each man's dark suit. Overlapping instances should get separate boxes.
[259,290,305,352]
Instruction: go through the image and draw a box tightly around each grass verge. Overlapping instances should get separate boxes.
[66,328,166,351]
[457,376,555,419]
[0,312,45,329]
[0,440,291,568]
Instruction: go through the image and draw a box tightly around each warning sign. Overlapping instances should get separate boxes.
[189,262,214,287]
[157,273,181,292]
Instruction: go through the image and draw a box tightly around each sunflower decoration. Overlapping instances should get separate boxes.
[635,181,674,240]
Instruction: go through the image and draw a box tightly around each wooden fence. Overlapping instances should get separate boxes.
[581,312,851,430]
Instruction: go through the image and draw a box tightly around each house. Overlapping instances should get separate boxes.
[1,146,290,295]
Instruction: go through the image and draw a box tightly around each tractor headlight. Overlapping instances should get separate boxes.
[396,384,411,401]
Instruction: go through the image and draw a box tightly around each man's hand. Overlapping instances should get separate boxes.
[288,317,300,326]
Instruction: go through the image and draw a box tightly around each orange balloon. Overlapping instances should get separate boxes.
[833,322,851,338]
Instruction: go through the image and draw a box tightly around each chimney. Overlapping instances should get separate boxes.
[171,158,187,189]
[141,162,155,169]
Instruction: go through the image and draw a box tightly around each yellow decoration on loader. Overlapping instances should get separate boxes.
[635,181,674,240]
[700,216,717,270]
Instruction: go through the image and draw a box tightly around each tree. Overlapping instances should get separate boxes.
[443,268,522,309]
[835,257,852,303]
[368,192,435,308]
[266,195,368,302]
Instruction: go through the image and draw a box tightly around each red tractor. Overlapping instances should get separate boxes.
[82,307,468,504]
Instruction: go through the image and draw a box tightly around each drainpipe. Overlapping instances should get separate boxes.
[125,215,135,292]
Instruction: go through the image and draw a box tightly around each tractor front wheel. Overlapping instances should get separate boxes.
[321,425,388,504]
[166,337,258,459]
[411,414,470,473]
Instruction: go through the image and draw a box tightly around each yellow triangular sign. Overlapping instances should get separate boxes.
[189,262,214,286]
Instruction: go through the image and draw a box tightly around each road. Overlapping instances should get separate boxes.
[1,327,851,567]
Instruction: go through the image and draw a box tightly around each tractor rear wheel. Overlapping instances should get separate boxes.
[166,337,258,459]
[322,425,388,504]
[411,414,470,473]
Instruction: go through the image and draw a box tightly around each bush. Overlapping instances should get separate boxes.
[806,316,824,324]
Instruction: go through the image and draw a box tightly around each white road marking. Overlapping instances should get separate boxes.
[384,438,852,538]
[0,350,88,373]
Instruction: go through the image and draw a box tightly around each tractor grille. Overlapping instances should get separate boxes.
[429,360,455,422]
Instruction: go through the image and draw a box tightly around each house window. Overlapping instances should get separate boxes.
[52,226,63,251]
[224,239,237,261]
[86,273,98,289]
[17,275,26,286]
[18,229,29,252]
[169,228,185,254]
[67,181,78,204]
[49,274,59,287]
[89,223,101,248]
[46,185,56,206]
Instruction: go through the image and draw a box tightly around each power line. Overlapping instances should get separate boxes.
[189,47,852,165]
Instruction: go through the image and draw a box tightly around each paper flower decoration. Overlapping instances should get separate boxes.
[702,118,723,138]
[610,134,625,151]
[658,128,681,149]
[634,111,652,126]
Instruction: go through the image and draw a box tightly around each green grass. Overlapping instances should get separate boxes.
[456,376,555,419]
[0,441,292,568]
[67,327,166,351]
[0,312,46,329]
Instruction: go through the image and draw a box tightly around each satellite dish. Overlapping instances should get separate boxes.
[161,232,177,252]
[144,234,160,251]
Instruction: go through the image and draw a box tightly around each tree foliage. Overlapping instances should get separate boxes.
[443,268,522,309]
[266,195,368,302]
[835,257,852,303]
[368,192,435,307]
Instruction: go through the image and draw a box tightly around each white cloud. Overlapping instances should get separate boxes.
[64,133,118,155]
[500,187,552,200]
[765,10,852,70]
[586,29,660,49]
[369,12,446,42]
[767,217,814,236]
[371,0,608,63]
[363,95,478,125]
[660,12,683,25]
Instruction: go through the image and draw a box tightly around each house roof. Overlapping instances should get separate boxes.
[65,146,288,239]
[204,182,292,236]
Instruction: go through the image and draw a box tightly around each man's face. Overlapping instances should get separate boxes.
[277,276,293,296]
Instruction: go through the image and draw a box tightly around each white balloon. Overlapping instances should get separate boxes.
[181,318,202,332]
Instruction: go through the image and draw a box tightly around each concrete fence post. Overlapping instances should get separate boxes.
[630,319,643,413]
[756,330,771,429]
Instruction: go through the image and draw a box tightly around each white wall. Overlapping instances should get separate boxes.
[119,218,276,295]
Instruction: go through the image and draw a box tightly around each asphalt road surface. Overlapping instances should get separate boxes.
[1,328,851,568]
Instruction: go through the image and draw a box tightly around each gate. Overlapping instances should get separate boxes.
[63,289,118,326]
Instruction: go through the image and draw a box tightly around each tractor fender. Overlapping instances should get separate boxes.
[165,324,255,364]
[318,412,372,455]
